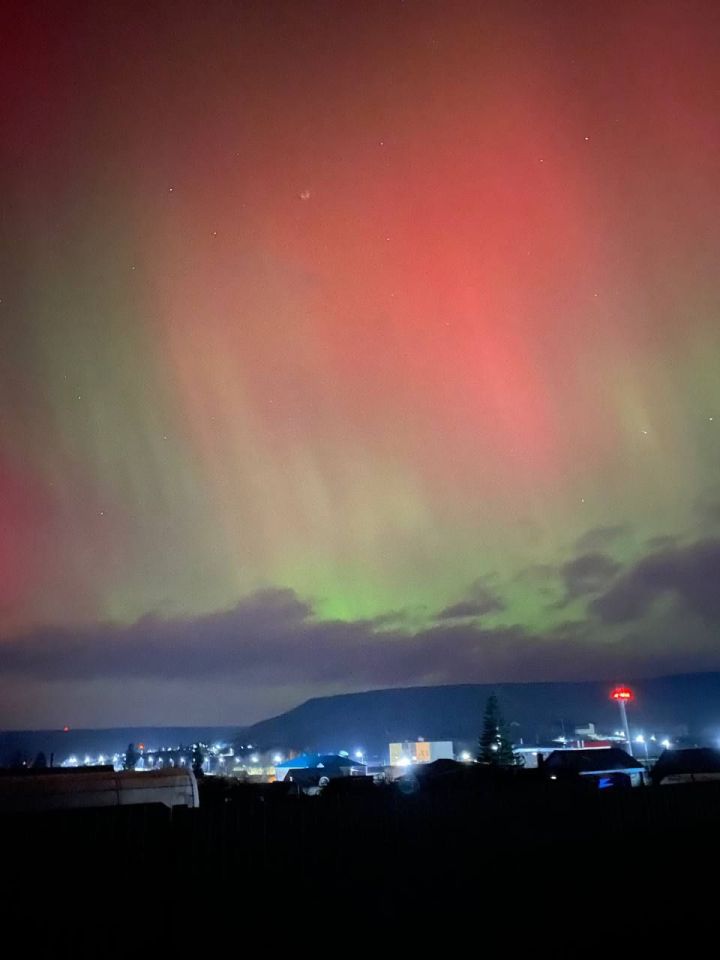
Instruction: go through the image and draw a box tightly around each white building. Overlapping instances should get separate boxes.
[388,739,454,767]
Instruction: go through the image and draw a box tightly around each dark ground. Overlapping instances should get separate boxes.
[3,772,716,941]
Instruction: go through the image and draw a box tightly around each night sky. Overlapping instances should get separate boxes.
[2,1,719,728]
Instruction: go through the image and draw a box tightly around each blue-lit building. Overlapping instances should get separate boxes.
[275,753,366,786]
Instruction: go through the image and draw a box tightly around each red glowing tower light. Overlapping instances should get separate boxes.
[610,686,634,757]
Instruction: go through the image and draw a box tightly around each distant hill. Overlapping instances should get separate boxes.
[4,672,719,766]
[0,726,239,767]
[242,673,720,755]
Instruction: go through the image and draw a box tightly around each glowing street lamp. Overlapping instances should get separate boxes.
[611,686,634,757]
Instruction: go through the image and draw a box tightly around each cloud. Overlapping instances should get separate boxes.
[0,586,540,692]
[0,588,315,682]
[435,581,505,620]
[645,535,678,552]
[3,537,720,727]
[591,538,720,624]
[694,488,720,528]
[514,563,557,584]
[560,552,621,602]
[575,525,627,553]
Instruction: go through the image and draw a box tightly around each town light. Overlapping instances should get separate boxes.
[273,754,283,764]
[661,739,671,749]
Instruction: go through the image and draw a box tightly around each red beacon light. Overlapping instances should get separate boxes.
[611,686,634,702]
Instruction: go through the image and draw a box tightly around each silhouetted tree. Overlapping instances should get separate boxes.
[124,743,140,770]
[33,751,48,768]
[192,743,205,778]
[478,694,518,766]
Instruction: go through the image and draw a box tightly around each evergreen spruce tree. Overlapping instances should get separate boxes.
[124,742,140,770]
[477,694,519,766]
[191,743,205,778]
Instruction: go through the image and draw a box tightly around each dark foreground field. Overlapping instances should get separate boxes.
[4,774,718,936]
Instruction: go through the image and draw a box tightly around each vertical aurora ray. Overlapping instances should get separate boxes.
[1,1,719,725]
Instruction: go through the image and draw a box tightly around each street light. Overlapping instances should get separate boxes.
[611,686,635,756]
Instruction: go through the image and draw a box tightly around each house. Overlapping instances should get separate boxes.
[275,753,365,787]
[542,747,648,788]
[651,747,720,785]
[512,745,560,769]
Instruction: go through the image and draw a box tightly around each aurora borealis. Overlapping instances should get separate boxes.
[1,1,719,727]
